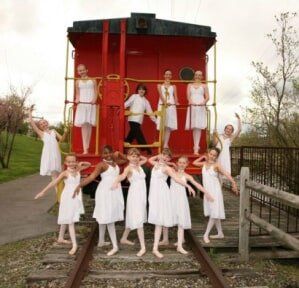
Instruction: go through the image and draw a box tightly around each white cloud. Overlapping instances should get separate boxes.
[0,0,298,128]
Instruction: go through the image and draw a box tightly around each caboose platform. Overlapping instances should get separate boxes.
[190,188,299,258]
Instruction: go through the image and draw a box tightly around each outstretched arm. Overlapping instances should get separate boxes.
[111,166,131,190]
[165,167,195,195]
[185,174,214,201]
[216,164,238,195]
[28,106,43,139]
[232,113,242,140]
[35,172,66,199]
[72,163,104,198]
[145,100,157,123]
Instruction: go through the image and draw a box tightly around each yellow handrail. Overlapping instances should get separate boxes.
[124,77,216,84]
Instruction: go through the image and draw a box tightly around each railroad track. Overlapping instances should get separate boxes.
[27,197,257,288]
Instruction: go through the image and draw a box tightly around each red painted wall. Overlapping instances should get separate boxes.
[70,32,213,155]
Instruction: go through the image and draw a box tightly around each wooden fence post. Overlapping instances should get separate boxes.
[239,167,250,261]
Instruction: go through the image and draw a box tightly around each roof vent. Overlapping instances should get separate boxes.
[136,17,148,31]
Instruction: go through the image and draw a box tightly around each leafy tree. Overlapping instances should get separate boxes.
[0,86,31,168]
[244,12,299,147]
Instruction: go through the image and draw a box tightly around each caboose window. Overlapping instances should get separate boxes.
[179,67,194,80]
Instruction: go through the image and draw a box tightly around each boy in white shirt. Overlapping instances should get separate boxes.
[125,84,156,155]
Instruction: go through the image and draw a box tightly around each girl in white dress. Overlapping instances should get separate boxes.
[185,70,209,155]
[193,147,238,244]
[74,64,97,154]
[169,156,214,254]
[35,154,90,255]
[148,149,195,258]
[29,106,67,184]
[213,113,242,176]
[73,145,127,256]
[156,70,179,148]
[111,148,148,257]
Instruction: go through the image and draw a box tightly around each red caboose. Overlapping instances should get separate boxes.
[65,13,217,173]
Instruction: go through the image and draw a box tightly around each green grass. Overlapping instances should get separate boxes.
[0,134,43,183]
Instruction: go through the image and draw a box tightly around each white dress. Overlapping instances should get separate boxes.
[93,165,124,224]
[125,167,147,230]
[40,130,62,176]
[148,165,173,227]
[58,172,85,225]
[156,85,177,131]
[185,85,207,130]
[216,135,232,174]
[170,175,191,229]
[74,80,97,127]
[202,165,225,219]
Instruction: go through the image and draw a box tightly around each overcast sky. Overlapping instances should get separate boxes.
[1,0,298,130]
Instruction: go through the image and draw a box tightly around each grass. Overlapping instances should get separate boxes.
[0,134,43,183]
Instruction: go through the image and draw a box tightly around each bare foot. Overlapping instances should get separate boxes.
[194,150,200,156]
[203,236,210,244]
[97,241,111,247]
[57,239,72,244]
[174,241,185,246]
[107,247,119,256]
[210,234,224,239]
[177,247,188,255]
[120,239,135,245]
[137,248,146,257]
[69,245,78,255]
[152,249,164,259]
[83,150,89,155]
[158,240,169,246]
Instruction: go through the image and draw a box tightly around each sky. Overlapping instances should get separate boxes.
[1,0,298,130]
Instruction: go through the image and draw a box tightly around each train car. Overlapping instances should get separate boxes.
[65,13,217,174]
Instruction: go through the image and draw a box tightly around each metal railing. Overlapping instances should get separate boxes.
[232,147,299,237]
[231,146,299,195]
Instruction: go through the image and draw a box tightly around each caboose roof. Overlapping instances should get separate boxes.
[67,13,216,38]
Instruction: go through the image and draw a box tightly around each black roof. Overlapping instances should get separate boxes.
[68,13,216,38]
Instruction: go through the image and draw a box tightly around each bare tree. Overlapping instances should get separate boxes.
[0,86,31,168]
[245,12,299,147]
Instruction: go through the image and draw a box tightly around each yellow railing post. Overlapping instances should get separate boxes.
[95,104,100,155]
[213,41,217,131]
[64,37,70,125]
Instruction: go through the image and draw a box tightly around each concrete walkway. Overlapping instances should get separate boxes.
[0,174,57,245]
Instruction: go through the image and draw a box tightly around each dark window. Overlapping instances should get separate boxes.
[179,67,194,80]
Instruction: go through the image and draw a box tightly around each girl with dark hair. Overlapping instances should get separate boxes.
[73,145,127,256]
[124,84,156,155]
